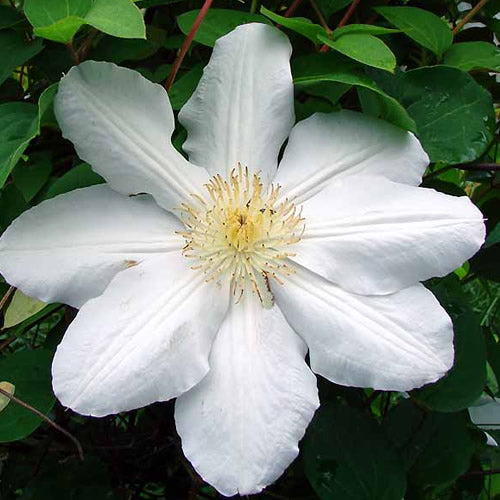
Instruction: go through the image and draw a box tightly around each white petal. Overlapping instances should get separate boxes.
[52,254,229,417]
[294,176,485,295]
[273,264,454,391]
[179,23,294,184]
[175,294,319,496]
[469,397,500,430]
[0,185,184,308]
[275,111,429,204]
[54,61,208,211]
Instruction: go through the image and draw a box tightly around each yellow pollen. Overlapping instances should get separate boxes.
[177,164,304,308]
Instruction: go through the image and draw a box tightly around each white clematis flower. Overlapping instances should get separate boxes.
[0,23,486,496]
[469,395,500,446]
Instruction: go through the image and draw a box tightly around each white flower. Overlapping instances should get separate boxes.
[0,23,485,496]
[469,395,500,446]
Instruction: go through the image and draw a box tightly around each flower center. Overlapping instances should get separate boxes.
[178,165,304,308]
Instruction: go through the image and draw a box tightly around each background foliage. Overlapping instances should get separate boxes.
[0,0,499,498]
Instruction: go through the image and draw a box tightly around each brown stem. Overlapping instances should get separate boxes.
[464,468,500,476]
[0,387,84,461]
[284,0,305,17]
[454,162,500,171]
[0,286,14,312]
[310,0,332,34]
[165,0,214,92]
[423,162,500,181]
[337,0,362,28]
[0,337,16,352]
[452,0,491,35]
[319,0,361,51]
[65,42,80,65]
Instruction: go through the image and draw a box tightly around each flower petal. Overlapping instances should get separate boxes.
[175,294,319,496]
[273,264,454,391]
[275,111,429,204]
[179,23,294,185]
[0,185,184,308]
[294,176,485,295]
[469,396,500,430]
[52,254,229,417]
[54,61,208,212]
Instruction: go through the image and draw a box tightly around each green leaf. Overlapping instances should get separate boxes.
[0,30,43,87]
[38,83,59,129]
[0,350,55,442]
[375,6,452,58]
[396,66,495,164]
[0,184,28,232]
[0,84,59,189]
[443,41,500,72]
[0,102,38,189]
[385,400,476,486]
[412,277,486,412]
[293,52,415,130]
[3,290,47,330]
[0,6,25,29]
[44,163,104,200]
[12,158,52,202]
[24,0,145,44]
[178,9,270,47]
[332,24,399,40]
[318,33,396,72]
[304,403,406,500]
[169,64,203,110]
[315,0,352,17]
[470,244,500,282]
[260,7,325,44]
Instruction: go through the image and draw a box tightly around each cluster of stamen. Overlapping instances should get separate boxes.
[177,165,304,307]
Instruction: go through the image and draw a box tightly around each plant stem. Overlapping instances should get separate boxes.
[249,0,259,14]
[0,387,84,461]
[310,0,332,34]
[284,0,304,17]
[0,286,14,312]
[165,0,214,92]
[452,0,491,35]
[319,0,361,51]
[65,42,80,65]
[337,0,362,28]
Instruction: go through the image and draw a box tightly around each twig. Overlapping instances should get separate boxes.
[310,0,332,34]
[284,0,305,17]
[464,468,500,477]
[319,0,361,51]
[456,162,500,171]
[0,286,14,312]
[337,0,362,28]
[423,162,500,181]
[165,0,214,91]
[65,42,80,65]
[452,0,491,35]
[0,337,16,352]
[0,387,84,461]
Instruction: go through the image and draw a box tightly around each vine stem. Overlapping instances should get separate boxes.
[452,0,491,35]
[0,286,14,312]
[310,0,332,34]
[165,0,214,92]
[337,0,362,28]
[319,0,361,52]
[284,0,305,17]
[423,162,500,181]
[0,387,84,461]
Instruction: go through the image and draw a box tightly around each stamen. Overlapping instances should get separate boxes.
[178,167,304,307]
